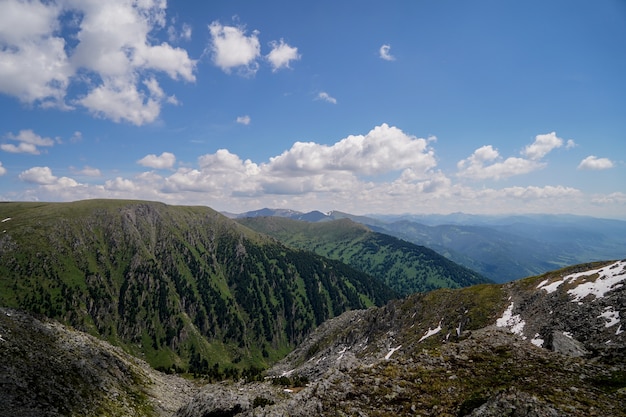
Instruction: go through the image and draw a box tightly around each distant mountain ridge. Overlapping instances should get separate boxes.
[233,208,626,282]
[236,216,490,295]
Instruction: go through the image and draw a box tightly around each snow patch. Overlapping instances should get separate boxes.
[531,333,544,347]
[385,345,402,360]
[537,261,626,302]
[496,302,526,339]
[418,320,443,343]
[336,347,348,361]
[598,307,620,328]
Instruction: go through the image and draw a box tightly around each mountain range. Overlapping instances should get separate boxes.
[232,208,626,282]
[1,199,625,416]
[2,260,625,416]
[0,200,395,373]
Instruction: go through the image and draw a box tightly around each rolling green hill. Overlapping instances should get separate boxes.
[236,216,490,295]
[0,200,395,373]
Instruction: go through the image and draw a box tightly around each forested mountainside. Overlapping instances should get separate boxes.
[0,200,395,372]
[235,208,626,283]
[237,216,490,295]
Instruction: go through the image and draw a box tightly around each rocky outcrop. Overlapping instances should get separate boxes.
[0,308,197,417]
[180,260,626,416]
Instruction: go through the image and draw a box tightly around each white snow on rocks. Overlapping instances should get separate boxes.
[336,347,348,361]
[531,333,544,347]
[418,320,443,343]
[496,302,526,339]
[537,260,626,302]
[598,307,620,328]
[384,345,402,360]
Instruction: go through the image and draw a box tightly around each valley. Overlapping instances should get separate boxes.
[0,200,624,416]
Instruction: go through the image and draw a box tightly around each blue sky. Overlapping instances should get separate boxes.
[1,0,625,218]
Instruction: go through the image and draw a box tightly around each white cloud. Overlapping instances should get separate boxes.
[105,177,138,192]
[577,156,614,171]
[269,124,436,177]
[316,91,337,104]
[1,129,55,155]
[0,0,196,124]
[591,192,626,206]
[19,166,58,185]
[457,145,543,180]
[168,22,192,43]
[137,152,176,169]
[458,132,571,180]
[379,44,395,61]
[0,162,6,176]
[72,166,102,177]
[208,21,260,75]
[7,125,622,218]
[266,39,300,71]
[236,115,251,125]
[522,132,565,160]
[78,78,162,125]
[70,131,83,143]
[501,185,581,200]
[0,0,71,105]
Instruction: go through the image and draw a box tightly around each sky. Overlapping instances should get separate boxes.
[0,0,625,219]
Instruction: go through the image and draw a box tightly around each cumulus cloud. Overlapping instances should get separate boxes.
[137,152,176,169]
[577,156,614,170]
[105,177,138,192]
[316,92,337,104]
[19,166,58,185]
[266,39,300,71]
[269,124,436,177]
[522,132,566,160]
[457,145,543,180]
[208,21,260,75]
[458,132,570,180]
[379,44,395,61]
[8,125,622,217]
[1,129,55,155]
[236,115,251,125]
[0,0,196,125]
[0,0,71,105]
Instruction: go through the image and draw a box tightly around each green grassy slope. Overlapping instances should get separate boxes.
[237,216,490,295]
